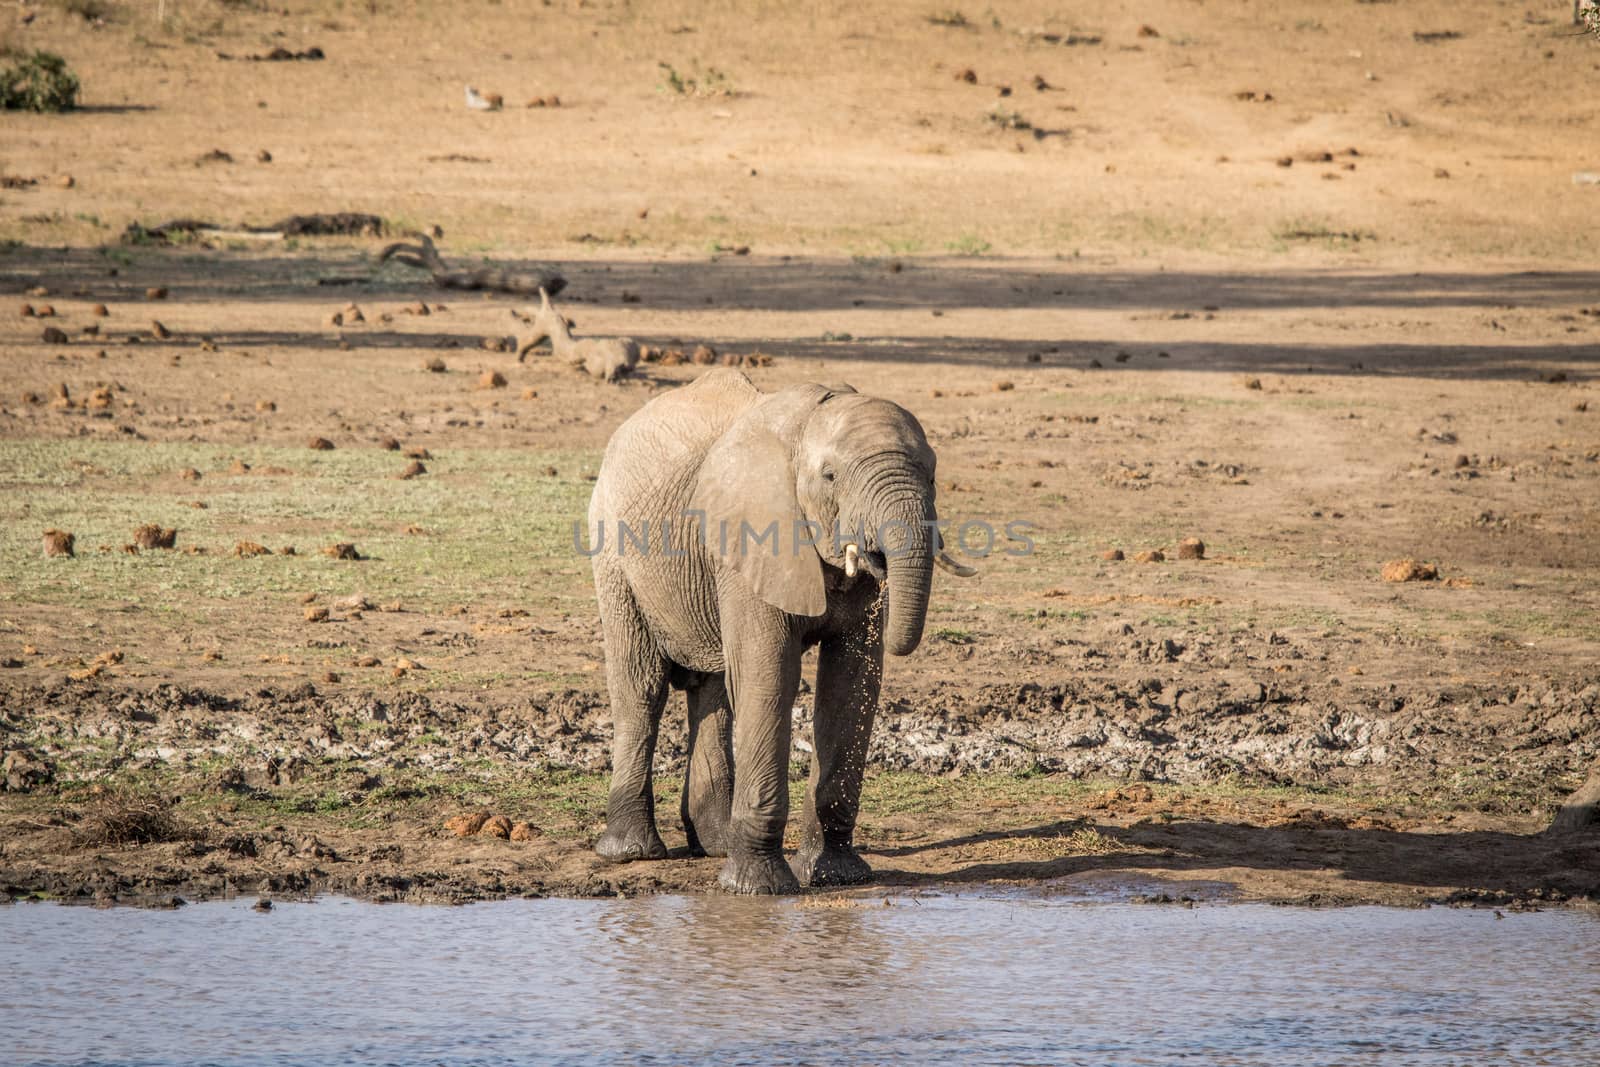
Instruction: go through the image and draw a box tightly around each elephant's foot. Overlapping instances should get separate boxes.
[791,842,874,887]
[718,851,801,895]
[594,821,668,863]
[683,808,731,859]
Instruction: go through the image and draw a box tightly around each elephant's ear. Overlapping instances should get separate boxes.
[691,420,826,618]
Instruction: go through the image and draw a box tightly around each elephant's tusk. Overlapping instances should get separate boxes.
[935,550,977,578]
[844,542,859,578]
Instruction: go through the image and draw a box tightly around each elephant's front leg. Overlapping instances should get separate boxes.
[792,625,882,887]
[719,621,803,895]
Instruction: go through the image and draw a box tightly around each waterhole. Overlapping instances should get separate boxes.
[4,894,1597,1065]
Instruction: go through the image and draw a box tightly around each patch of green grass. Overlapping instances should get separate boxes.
[0,439,599,616]
[1,50,80,112]
[1270,217,1377,248]
[944,233,992,256]
[657,61,736,98]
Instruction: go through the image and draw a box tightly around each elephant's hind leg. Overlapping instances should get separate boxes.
[681,672,734,857]
[594,579,671,863]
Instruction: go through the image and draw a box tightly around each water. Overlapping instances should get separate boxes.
[3,894,1598,1066]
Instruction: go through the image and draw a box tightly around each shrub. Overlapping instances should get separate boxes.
[1,51,81,112]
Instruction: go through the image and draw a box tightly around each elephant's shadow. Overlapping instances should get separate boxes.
[859,816,1600,901]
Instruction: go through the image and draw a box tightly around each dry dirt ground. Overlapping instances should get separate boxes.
[1,1,1598,908]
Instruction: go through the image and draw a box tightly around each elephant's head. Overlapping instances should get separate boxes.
[691,381,962,656]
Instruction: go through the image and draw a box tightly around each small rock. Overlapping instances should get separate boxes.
[41,326,69,344]
[307,437,335,450]
[397,460,427,479]
[145,287,168,301]
[1099,548,1124,561]
[1134,549,1165,563]
[423,357,447,373]
[1176,537,1205,560]
[304,606,330,623]
[380,436,401,451]
[477,370,508,389]
[253,898,273,912]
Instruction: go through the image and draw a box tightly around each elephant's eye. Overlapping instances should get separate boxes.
[821,465,835,483]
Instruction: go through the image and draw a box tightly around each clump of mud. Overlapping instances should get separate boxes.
[132,524,177,550]
[41,529,74,557]
[1382,559,1438,582]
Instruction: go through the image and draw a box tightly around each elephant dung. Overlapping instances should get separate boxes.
[444,812,489,837]
[133,524,177,550]
[41,529,75,558]
[1382,558,1437,582]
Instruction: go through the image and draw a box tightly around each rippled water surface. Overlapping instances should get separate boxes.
[4,894,1598,1066]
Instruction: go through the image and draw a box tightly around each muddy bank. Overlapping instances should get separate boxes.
[3,673,1598,909]
[5,663,1598,797]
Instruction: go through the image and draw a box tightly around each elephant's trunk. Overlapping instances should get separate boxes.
[866,482,935,657]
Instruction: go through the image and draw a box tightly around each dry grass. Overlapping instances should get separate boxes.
[71,789,194,847]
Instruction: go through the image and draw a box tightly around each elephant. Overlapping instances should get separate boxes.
[584,369,967,894]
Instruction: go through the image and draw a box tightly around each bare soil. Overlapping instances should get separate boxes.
[2,1,1598,907]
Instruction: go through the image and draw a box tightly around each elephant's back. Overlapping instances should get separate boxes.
[591,370,760,512]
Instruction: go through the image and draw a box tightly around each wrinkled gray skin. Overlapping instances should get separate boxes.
[587,369,940,894]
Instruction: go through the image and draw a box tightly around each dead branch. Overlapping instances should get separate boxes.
[378,233,566,296]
